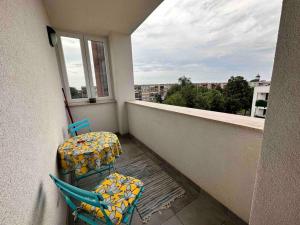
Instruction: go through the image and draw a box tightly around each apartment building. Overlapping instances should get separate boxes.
[251,85,270,118]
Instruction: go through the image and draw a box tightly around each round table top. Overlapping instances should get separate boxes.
[59,131,120,155]
[58,131,122,176]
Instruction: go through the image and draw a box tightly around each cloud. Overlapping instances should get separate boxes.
[132,0,282,84]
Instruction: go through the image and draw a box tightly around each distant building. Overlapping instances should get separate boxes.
[134,82,227,102]
[249,74,271,88]
[251,85,270,118]
[194,82,227,89]
[134,84,173,102]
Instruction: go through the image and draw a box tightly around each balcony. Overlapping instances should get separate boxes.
[75,134,248,225]
[66,100,263,225]
[1,1,299,225]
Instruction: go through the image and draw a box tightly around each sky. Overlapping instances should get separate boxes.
[131,0,283,85]
[61,36,86,89]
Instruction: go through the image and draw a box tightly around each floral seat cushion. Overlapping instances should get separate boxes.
[81,173,144,225]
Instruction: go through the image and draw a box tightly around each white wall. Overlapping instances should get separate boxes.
[127,101,264,222]
[250,1,300,224]
[0,0,68,224]
[69,102,118,133]
[109,33,135,134]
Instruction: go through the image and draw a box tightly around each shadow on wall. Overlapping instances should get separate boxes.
[62,127,69,140]
[28,182,46,225]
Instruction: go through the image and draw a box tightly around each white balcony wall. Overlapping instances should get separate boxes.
[69,101,118,133]
[127,101,264,222]
[0,0,68,224]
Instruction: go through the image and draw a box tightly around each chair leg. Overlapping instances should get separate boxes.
[135,207,143,221]
[71,171,78,186]
[129,211,134,225]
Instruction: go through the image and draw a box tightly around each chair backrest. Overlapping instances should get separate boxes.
[49,174,105,208]
[68,118,91,136]
[50,174,144,225]
[49,174,112,224]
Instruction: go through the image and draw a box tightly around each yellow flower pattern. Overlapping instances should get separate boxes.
[58,132,122,176]
[81,173,144,225]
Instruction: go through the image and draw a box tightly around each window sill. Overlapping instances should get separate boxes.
[68,99,116,107]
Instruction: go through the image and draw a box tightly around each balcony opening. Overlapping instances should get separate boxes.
[132,0,282,118]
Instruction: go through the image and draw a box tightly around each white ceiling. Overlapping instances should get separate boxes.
[43,0,163,35]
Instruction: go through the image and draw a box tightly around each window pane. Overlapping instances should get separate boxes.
[61,36,87,99]
[88,40,109,97]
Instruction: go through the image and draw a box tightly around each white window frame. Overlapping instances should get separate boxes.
[57,31,113,102]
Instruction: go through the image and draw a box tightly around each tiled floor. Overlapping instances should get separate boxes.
[73,135,247,225]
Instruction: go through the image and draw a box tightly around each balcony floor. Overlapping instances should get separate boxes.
[73,135,247,225]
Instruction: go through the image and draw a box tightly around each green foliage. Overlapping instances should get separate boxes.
[163,75,254,115]
[255,99,267,107]
[223,76,253,113]
[194,89,225,111]
[165,84,181,98]
[154,93,163,103]
[224,97,242,114]
[181,85,197,107]
[178,76,192,86]
[194,93,210,110]
[70,87,80,99]
[207,90,225,111]
[164,92,186,106]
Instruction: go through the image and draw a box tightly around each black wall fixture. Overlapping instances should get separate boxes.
[47,26,57,47]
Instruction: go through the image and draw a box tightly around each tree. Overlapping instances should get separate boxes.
[224,97,242,114]
[163,75,254,116]
[206,90,225,112]
[166,76,193,99]
[194,93,210,110]
[165,84,181,99]
[165,76,195,107]
[224,76,253,114]
[154,93,163,103]
[178,76,192,86]
[164,92,186,106]
[180,85,196,107]
[70,87,80,99]
[194,89,225,112]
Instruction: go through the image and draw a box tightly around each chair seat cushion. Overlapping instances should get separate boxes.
[81,173,144,225]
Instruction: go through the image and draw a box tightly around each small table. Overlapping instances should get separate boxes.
[58,132,122,179]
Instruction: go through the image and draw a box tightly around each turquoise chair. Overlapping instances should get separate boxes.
[66,118,118,183]
[68,118,92,137]
[50,173,144,225]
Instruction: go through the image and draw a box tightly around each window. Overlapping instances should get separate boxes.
[265,93,269,101]
[57,33,112,101]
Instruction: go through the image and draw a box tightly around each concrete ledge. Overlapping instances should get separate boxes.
[69,99,116,107]
[127,100,264,132]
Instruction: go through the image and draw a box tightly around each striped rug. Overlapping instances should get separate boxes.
[117,155,186,223]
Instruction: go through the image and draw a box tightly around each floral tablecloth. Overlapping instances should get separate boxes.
[58,132,122,176]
